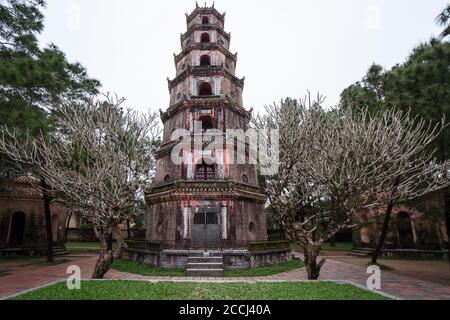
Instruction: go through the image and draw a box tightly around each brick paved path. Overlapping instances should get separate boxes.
[1,253,449,300]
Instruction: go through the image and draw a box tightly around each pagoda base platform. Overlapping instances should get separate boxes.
[121,247,293,270]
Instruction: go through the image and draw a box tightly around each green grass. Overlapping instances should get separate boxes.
[290,242,353,251]
[224,259,304,277]
[111,258,304,277]
[65,241,118,253]
[321,242,353,251]
[10,280,389,300]
[111,259,186,276]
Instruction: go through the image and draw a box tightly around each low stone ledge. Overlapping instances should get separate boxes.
[122,247,293,270]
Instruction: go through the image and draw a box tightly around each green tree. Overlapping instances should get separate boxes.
[0,0,101,262]
[0,1,100,111]
[340,64,390,113]
[436,3,450,39]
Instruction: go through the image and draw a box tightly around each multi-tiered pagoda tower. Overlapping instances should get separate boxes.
[145,3,267,250]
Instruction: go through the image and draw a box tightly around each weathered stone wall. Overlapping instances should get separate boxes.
[146,201,180,245]
[121,248,160,266]
[122,248,293,269]
[154,154,183,186]
[0,198,67,248]
[233,201,268,243]
[353,191,448,250]
[162,107,186,142]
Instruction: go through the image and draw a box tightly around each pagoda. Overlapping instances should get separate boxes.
[145,2,268,250]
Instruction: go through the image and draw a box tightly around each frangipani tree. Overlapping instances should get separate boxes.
[254,96,449,279]
[0,95,160,278]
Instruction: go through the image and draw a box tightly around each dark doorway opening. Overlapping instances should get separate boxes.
[198,82,213,96]
[397,212,415,248]
[199,115,214,131]
[8,212,25,248]
[200,54,211,66]
[200,32,210,43]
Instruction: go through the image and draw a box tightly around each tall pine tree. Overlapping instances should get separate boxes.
[0,0,101,261]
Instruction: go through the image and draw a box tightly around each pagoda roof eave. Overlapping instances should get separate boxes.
[180,24,231,43]
[174,43,237,64]
[160,96,251,122]
[168,65,244,90]
[145,180,266,204]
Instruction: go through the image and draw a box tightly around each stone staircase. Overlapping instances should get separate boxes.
[186,251,224,277]
[348,247,374,257]
[0,244,68,257]
[52,245,69,256]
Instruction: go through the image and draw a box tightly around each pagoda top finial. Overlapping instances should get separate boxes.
[186,2,225,24]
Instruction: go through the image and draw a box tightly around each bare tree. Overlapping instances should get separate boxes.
[254,96,449,279]
[369,111,450,264]
[0,95,161,278]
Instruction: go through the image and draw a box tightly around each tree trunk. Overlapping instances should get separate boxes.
[127,219,131,239]
[91,233,113,279]
[330,236,336,247]
[40,177,54,263]
[303,246,326,280]
[371,176,400,265]
[444,187,450,270]
[91,225,125,279]
[371,202,394,265]
[64,209,73,243]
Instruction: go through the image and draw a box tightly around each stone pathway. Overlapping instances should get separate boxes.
[1,253,449,300]
[0,254,98,299]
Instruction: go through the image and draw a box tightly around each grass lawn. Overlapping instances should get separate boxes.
[111,258,304,277]
[290,242,353,251]
[10,280,389,300]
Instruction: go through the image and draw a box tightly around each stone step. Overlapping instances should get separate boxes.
[187,268,224,277]
[351,250,373,254]
[188,256,223,263]
[348,251,371,257]
[348,248,374,257]
[185,252,223,257]
[53,251,69,256]
[51,246,69,256]
[354,248,374,252]
[187,262,224,269]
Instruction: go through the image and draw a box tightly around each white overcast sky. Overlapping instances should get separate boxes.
[39,0,447,114]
